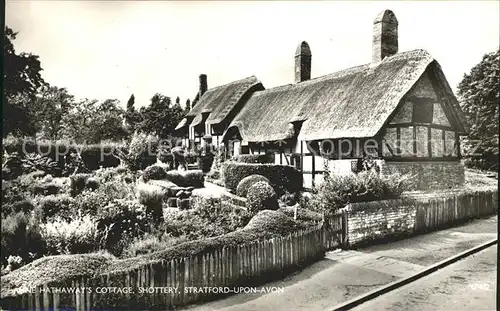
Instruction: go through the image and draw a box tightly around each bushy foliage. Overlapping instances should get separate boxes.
[39,213,108,255]
[69,173,91,196]
[310,170,411,214]
[165,170,204,188]
[142,165,167,182]
[236,174,270,198]
[116,133,159,170]
[2,151,24,180]
[222,162,303,195]
[95,199,150,255]
[163,197,252,240]
[33,194,75,221]
[136,183,165,223]
[458,49,499,171]
[279,191,300,206]
[232,153,274,164]
[85,177,100,190]
[1,212,46,265]
[122,233,189,258]
[1,199,35,217]
[21,153,60,176]
[246,181,279,214]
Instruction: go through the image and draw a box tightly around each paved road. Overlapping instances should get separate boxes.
[351,244,497,311]
[181,216,497,311]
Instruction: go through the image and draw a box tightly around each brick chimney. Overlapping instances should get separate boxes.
[295,41,311,83]
[199,74,207,97]
[372,10,398,62]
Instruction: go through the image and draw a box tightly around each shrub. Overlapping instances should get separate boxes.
[197,155,214,173]
[2,200,35,217]
[116,133,159,170]
[40,214,108,255]
[279,191,300,206]
[222,162,303,195]
[246,181,279,214]
[96,199,150,255]
[142,165,167,182]
[32,182,62,196]
[21,153,61,176]
[79,143,124,171]
[165,170,204,188]
[2,152,26,180]
[85,177,100,191]
[311,169,411,214]
[123,233,189,258]
[70,173,91,196]
[136,183,165,223]
[1,212,46,265]
[34,194,75,221]
[232,153,274,164]
[236,174,270,198]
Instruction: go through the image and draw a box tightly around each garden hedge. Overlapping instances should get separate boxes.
[165,170,204,188]
[236,174,270,198]
[232,153,274,164]
[222,162,303,195]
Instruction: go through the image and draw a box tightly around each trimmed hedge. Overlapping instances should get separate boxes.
[222,162,303,195]
[142,165,167,182]
[236,174,270,198]
[165,170,204,188]
[233,153,274,164]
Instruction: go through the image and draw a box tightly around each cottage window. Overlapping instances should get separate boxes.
[412,102,433,124]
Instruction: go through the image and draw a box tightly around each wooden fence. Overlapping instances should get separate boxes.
[2,213,345,311]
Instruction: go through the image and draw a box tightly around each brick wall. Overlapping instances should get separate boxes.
[344,199,417,246]
[381,161,465,191]
[344,189,498,247]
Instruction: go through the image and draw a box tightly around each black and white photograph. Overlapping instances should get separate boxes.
[1,1,499,310]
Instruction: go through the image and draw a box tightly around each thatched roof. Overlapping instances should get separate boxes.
[175,76,263,131]
[225,49,469,143]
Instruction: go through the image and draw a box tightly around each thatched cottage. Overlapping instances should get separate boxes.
[176,10,470,190]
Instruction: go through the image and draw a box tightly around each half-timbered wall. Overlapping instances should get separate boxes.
[382,71,460,160]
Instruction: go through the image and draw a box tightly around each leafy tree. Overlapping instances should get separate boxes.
[185,99,191,113]
[61,99,128,143]
[3,26,46,136]
[175,96,180,105]
[137,93,184,138]
[458,49,499,171]
[34,85,74,139]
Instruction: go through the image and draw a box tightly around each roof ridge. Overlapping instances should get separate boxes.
[206,75,258,92]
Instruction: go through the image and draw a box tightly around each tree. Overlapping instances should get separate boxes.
[137,93,184,138]
[185,99,191,113]
[3,26,46,136]
[175,96,180,105]
[125,94,141,132]
[34,85,74,139]
[458,49,499,171]
[61,98,128,143]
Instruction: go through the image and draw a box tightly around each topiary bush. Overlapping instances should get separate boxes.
[232,153,274,164]
[222,162,302,195]
[236,174,270,198]
[246,181,279,214]
[142,165,167,182]
[165,170,204,188]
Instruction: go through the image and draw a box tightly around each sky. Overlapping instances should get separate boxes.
[5,1,500,109]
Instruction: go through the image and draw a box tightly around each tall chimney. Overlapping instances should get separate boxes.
[295,41,311,83]
[199,74,207,97]
[372,10,398,62]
